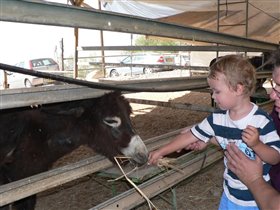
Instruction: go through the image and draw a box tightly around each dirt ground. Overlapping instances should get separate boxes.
[34,91,273,210]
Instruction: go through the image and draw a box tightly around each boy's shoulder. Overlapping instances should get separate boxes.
[254,106,271,118]
[253,106,275,128]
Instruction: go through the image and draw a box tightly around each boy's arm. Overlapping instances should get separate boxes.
[148,131,199,165]
[209,137,219,146]
[242,125,280,164]
[185,137,218,151]
[251,142,280,165]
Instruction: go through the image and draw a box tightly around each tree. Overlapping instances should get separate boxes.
[134,35,180,46]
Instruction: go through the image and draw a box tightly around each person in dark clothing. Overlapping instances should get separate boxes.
[268,49,280,192]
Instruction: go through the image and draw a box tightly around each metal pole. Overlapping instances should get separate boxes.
[60,38,65,71]
[98,0,106,76]
[216,0,220,59]
[74,28,79,78]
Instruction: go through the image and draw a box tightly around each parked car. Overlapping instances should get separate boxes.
[106,54,176,77]
[15,58,60,71]
[3,58,60,89]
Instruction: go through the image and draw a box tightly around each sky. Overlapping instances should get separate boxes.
[0,0,134,65]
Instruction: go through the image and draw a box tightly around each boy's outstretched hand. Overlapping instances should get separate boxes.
[148,150,163,165]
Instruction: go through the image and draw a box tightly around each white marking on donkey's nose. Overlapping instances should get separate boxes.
[121,135,148,163]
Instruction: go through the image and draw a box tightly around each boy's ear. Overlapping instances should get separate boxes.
[236,84,244,95]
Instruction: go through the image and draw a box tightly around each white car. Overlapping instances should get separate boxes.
[1,58,60,89]
[105,54,176,77]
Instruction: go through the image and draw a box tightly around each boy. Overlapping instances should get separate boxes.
[148,55,280,210]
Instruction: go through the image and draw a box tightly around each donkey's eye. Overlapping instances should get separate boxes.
[106,120,116,124]
[103,117,121,128]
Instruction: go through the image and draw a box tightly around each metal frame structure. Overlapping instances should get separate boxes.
[0,0,278,107]
[80,45,270,52]
[0,1,279,86]
[0,0,278,51]
[0,70,271,109]
[0,0,279,208]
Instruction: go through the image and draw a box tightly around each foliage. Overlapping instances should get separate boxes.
[134,36,179,46]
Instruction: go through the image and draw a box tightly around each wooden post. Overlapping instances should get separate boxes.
[70,0,84,78]
[3,71,8,89]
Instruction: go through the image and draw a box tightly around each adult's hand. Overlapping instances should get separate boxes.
[225,143,280,210]
[225,143,263,186]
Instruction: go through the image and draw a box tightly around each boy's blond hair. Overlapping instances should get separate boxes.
[208,54,256,96]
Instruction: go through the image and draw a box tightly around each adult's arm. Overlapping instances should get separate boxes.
[225,143,280,210]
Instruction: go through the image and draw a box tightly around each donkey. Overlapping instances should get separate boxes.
[0,91,148,210]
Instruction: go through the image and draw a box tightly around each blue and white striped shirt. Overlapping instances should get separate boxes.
[191,103,280,206]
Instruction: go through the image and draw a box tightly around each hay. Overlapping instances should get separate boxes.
[156,157,184,174]
[113,156,159,210]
